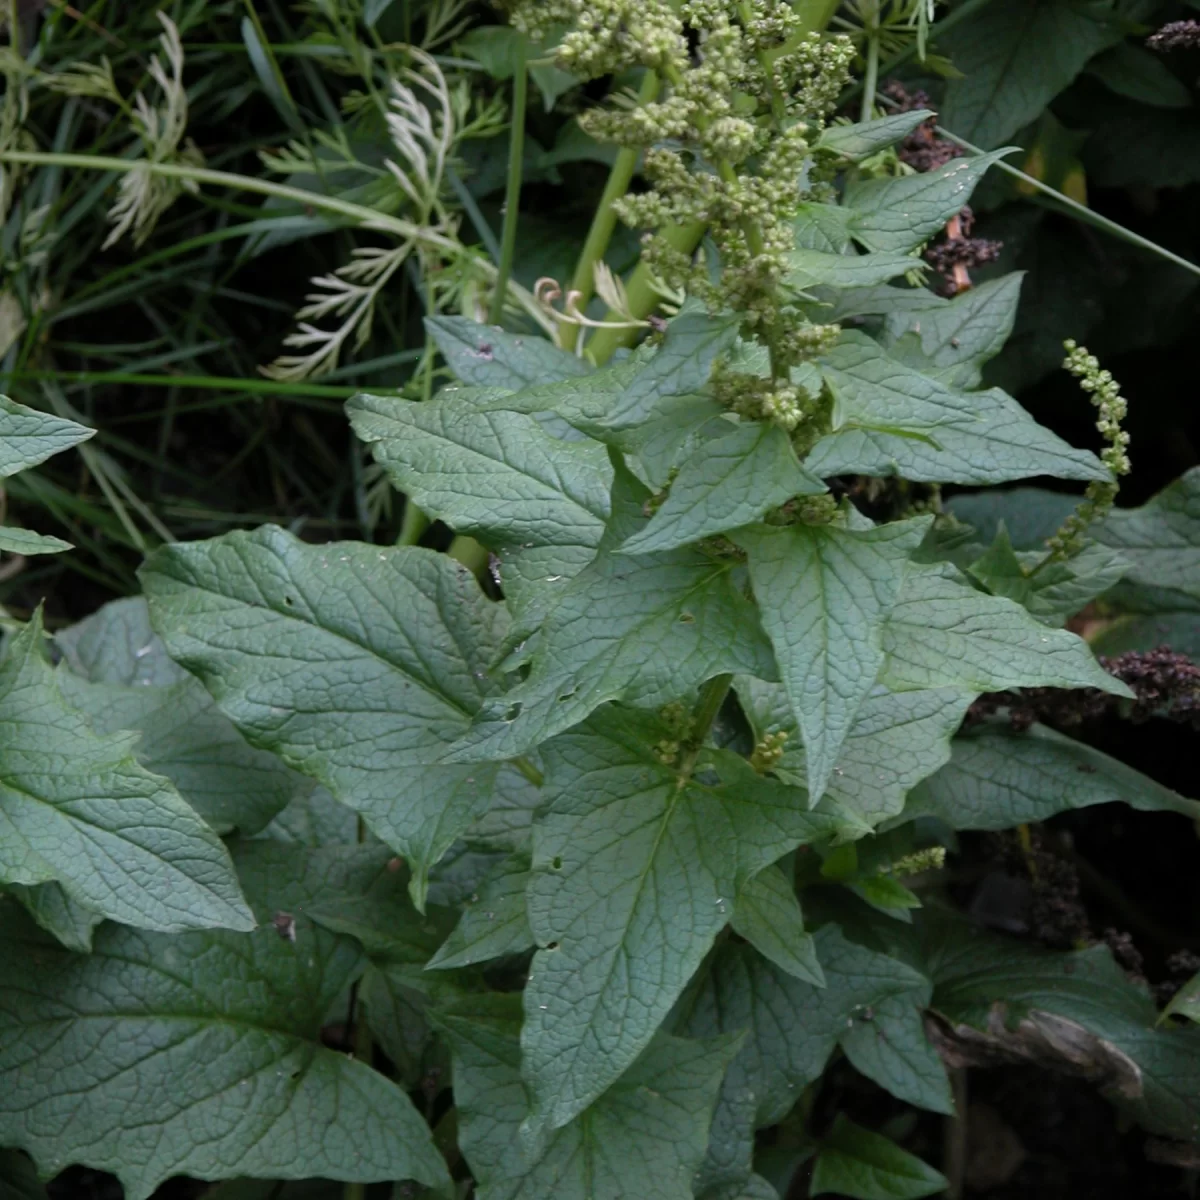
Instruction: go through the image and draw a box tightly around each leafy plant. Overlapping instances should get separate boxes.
[3,1,1200,1199]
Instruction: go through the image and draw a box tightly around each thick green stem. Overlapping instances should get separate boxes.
[585,220,706,365]
[676,673,734,783]
[489,40,528,325]
[448,534,490,577]
[560,71,662,347]
[397,499,429,546]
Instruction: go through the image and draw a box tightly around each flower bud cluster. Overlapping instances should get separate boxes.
[1044,341,1131,560]
[749,729,788,773]
[505,0,853,437]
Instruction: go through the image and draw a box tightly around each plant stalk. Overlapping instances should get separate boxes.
[489,38,528,325]
[860,24,880,124]
[585,220,706,364]
[559,70,662,346]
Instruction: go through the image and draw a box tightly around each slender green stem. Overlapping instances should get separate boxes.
[0,150,558,333]
[448,534,490,577]
[0,369,378,400]
[489,40,528,325]
[561,70,661,341]
[585,221,707,364]
[860,26,880,124]
[931,123,1200,281]
[841,0,996,103]
[677,674,734,783]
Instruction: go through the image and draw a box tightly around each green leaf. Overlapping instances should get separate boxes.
[348,390,611,550]
[1091,612,1200,658]
[817,111,935,160]
[940,0,1121,148]
[0,1150,45,1200]
[811,333,1108,485]
[1164,973,1200,1025]
[881,274,1024,390]
[881,563,1131,696]
[6,881,102,952]
[427,853,533,969]
[843,150,1013,254]
[0,395,93,478]
[451,465,777,764]
[0,614,253,934]
[519,708,842,1132]
[737,516,931,802]
[675,928,935,1193]
[737,677,974,831]
[966,528,1129,624]
[786,247,919,290]
[1087,41,1193,108]
[621,421,825,555]
[1095,468,1200,613]
[945,487,1077,550]
[462,761,543,853]
[905,721,1200,830]
[810,1116,946,1200]
[731,864,824,986]
[923,911,1200,1142]
[141,527,511,907]
[58,674,299,837]
[0,527,72,555]
[793,202,855,253]
[56,596,188,688]
[485,306,739,437]
[0,844,450,1200]
[438,993,740,1200]
[425,316,591,390]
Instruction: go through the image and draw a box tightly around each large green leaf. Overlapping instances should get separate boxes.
[843,150,1013,254]
[940,0,1121,149]
[55,596,188,688]
[810,1116,946,1200]
[58,674,299,837]
[451,466,777,763]
[738,517,931,802]
[519,708,843,1133]
[786,247,919,290]
[905,721,1200,830]
[1095,468,1200,613]
[140,527,510,906]
[881,274,1024,390]
[425,316,591,389]
[737,677,974,830]
[5,881,102,952]
[0,614,252,934]
[810,333,1108,485]
[437,993,739,1200]
[922,910,1200,1142]
[426,852,532,970]
[675,927,939,1194]
[731,864,823,986]
[0,395,93,478]
[347,391,611,550]
[0,843,450,1199]
[881,563,1130,695]
[621,421,825,555]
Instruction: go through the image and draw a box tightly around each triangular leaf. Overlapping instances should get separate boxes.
[811,1116,946,1200]
[621,421,825,555]
[731,864,824,986]
[843,150,1013,254]
[141,527,511,906]
[425,316,591,390]
[817,111,935,161]
[520,708,843,1132]
[452,466,777,763]
[0,614,253,933]
[0,395,93,478]
[881,562,1131,696]
[0,844,450,1199]
[738,516,931,802]
[811,333,1108,485]
[426,853,533,970]
[438,992,739,1200]
[737,676,974,830]
[905,721,1200,830]
[0,527,72,555]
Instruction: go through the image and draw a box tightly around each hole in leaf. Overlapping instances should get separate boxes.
[505,702,522,722]
[551,856,563,870]
[557,689,577,703]
[678,611,695,624]
[283,596,295,607]
[546,941,560,951]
